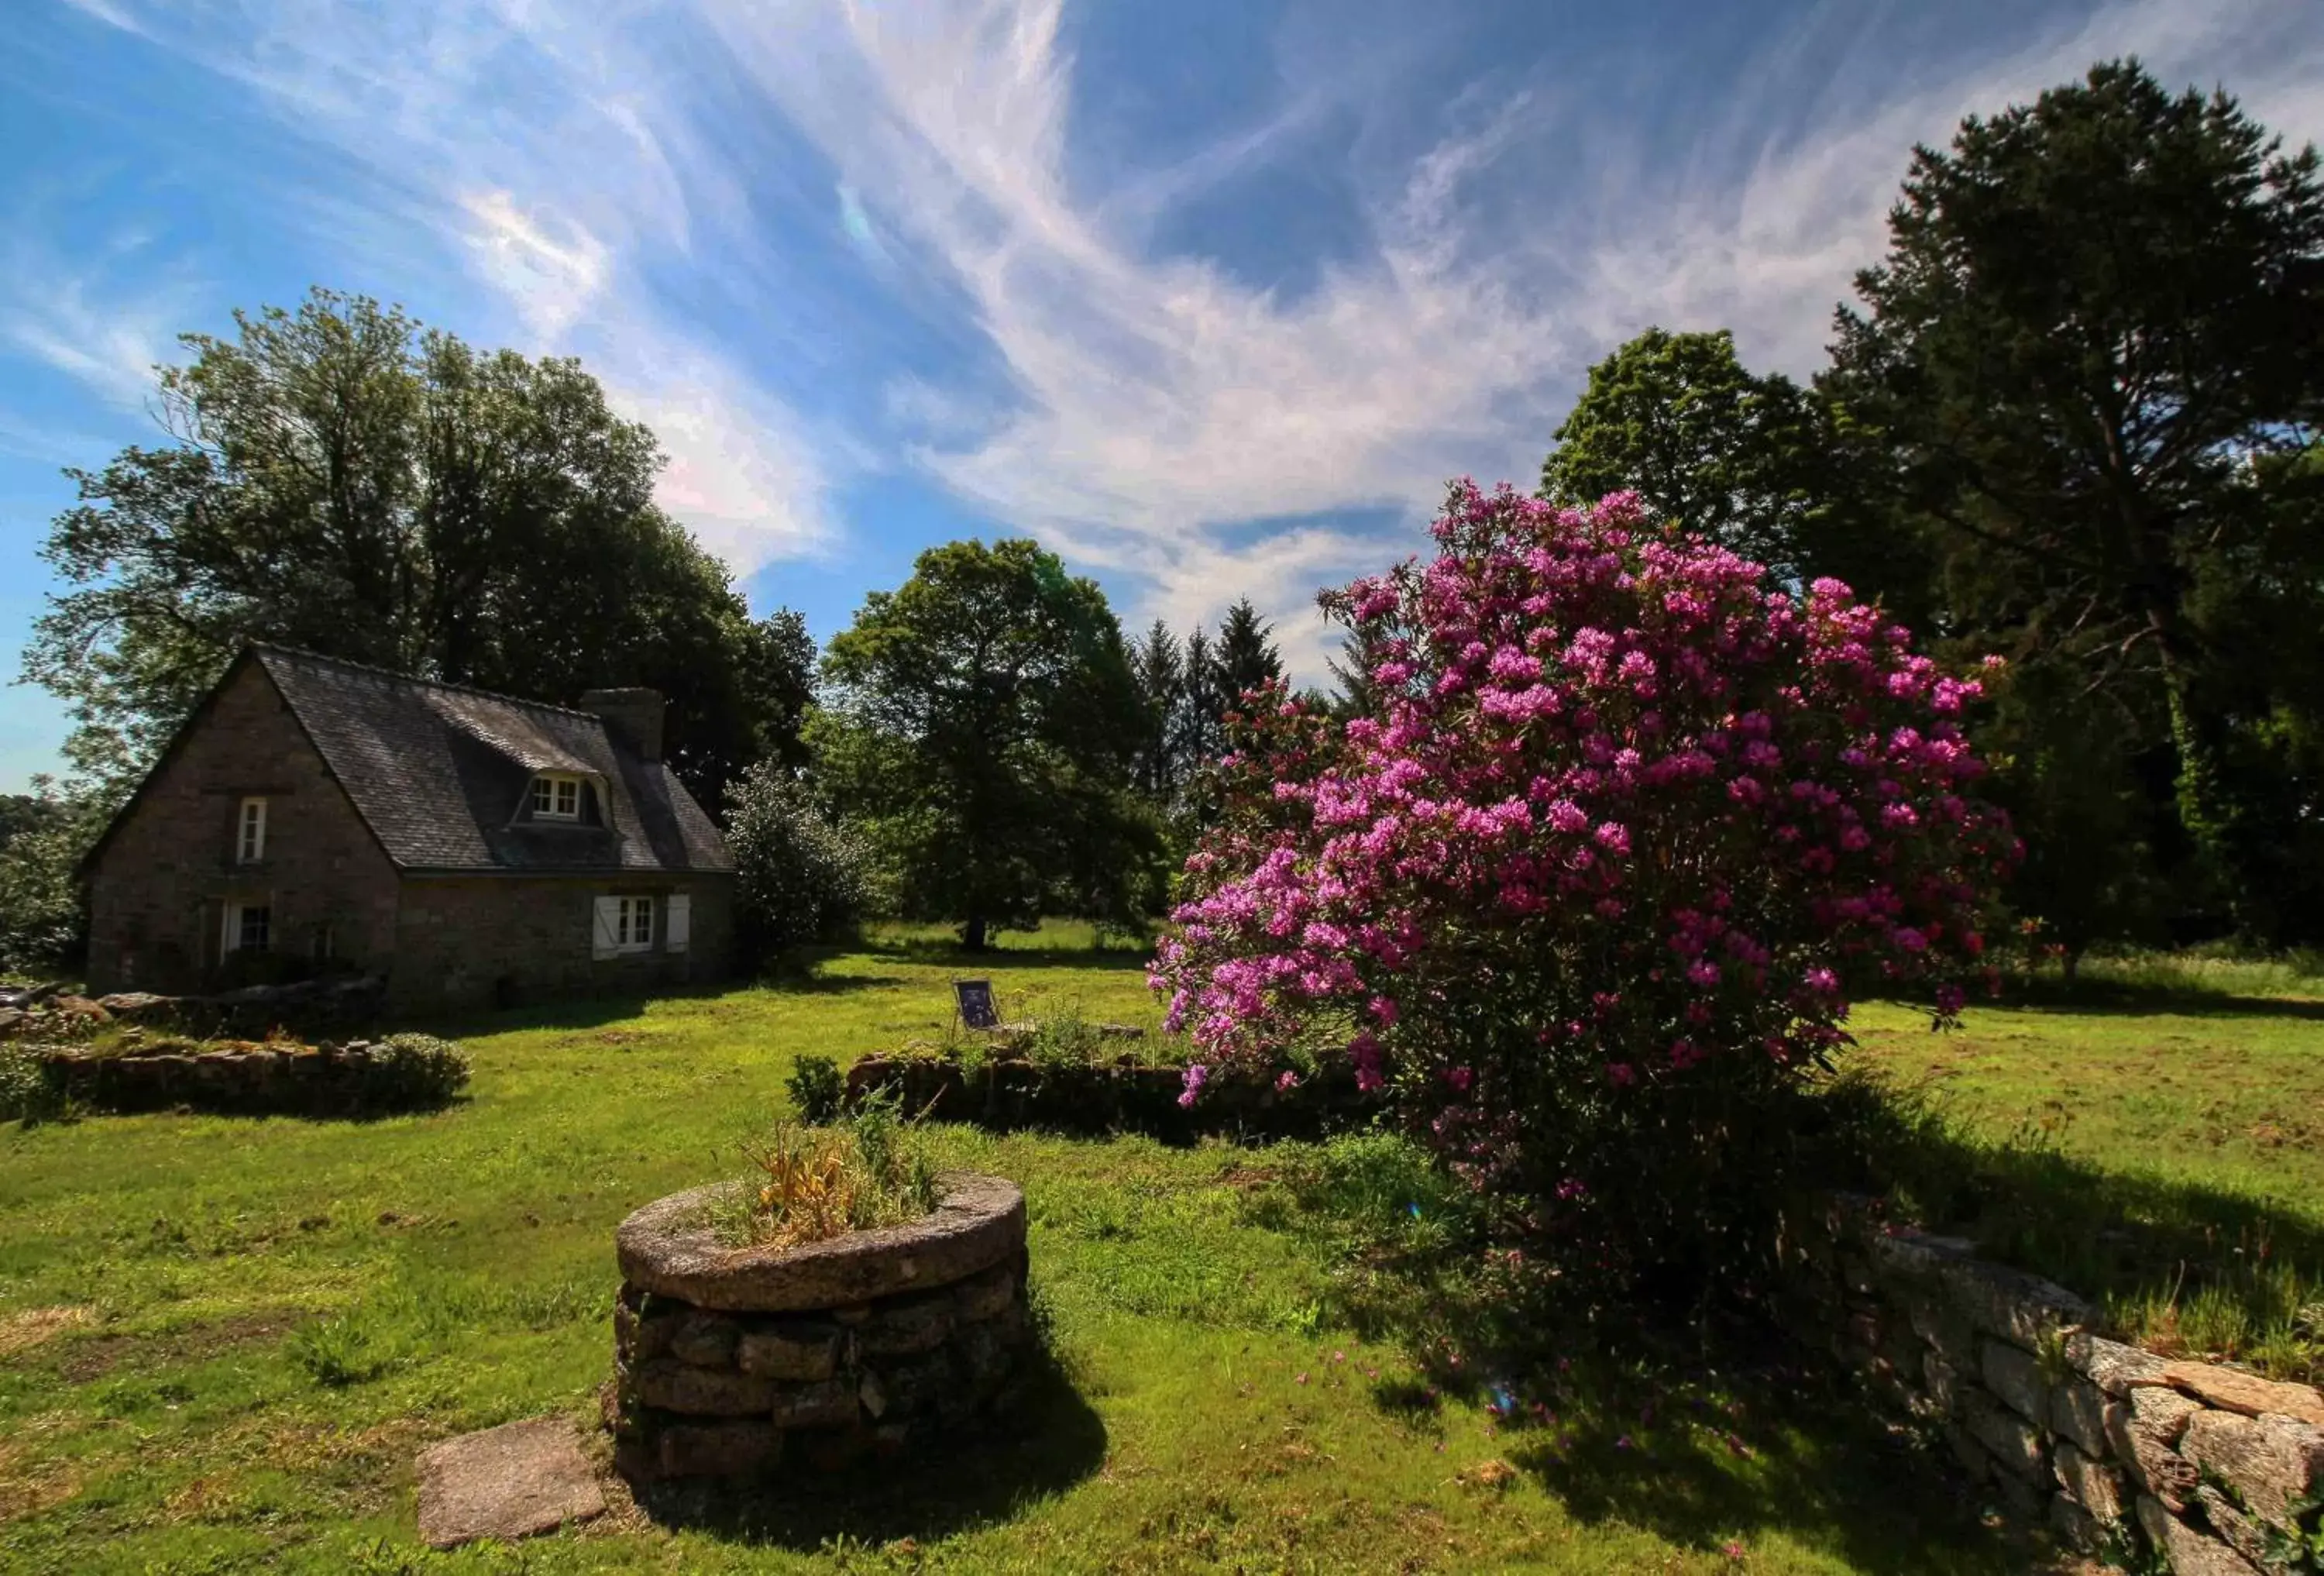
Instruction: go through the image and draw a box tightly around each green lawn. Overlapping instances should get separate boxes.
[2,931,2312,1573]
[1849,958,2324,1377]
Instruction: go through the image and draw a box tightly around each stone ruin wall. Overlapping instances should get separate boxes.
[1786,1196,2324,1572]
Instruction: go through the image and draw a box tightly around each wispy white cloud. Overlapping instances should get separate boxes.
[52,0,839,578]
[57,0,145,37]
[702,0,2322,670]
[456,190,613,342]
[1579,0,2324,375]
[34,0,2324,673]
[0,236,200,411]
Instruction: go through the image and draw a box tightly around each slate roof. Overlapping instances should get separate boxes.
[251,645,731,874]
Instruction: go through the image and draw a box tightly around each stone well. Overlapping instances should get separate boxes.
[610,1172,1033,1480]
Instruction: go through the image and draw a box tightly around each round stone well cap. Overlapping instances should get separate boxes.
[616,1172,1026,1312]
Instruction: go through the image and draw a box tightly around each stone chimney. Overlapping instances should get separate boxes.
[582,687,665,763]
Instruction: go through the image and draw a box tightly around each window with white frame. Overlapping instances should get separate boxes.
[237,797,267,862]
[530,773,583,821]
[592,894,655,957]
[222,902,271,955]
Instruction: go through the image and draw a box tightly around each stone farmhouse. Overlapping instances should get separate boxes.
[79,645,734,1013]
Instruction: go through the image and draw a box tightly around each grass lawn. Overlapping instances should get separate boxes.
[1849,956,2324,1377]
[1,930,2313,1573]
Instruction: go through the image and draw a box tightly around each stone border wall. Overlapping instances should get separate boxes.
[1785,1196,2324,1571]
[0,981,387,1043]
[844,1052,1372,1141]
[610,1175,1034,1481]
[36,1037,465,1117]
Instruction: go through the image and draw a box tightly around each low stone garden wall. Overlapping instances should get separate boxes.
[0,978,387,1043]
[610,1172,1033,1481]
[843,1052,1373,1141]
[33,1034,467,1117]
[1784,1194,2324,1571]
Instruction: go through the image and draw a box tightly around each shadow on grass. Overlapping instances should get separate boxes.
[1987,973,2324,1021]
[1499,1360,2020,1573]
[1346,1309,2015,1569]
[861,937,1153,975]
[1829,1075,2324,1378]
[626,1353,1107,1550]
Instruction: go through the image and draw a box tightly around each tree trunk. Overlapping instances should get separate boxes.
[962,915,988,952]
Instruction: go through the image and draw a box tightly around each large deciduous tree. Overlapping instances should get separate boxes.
[25,288,810,804]
[1541,328,1847,585]
[1819,60,2324,947]
[810,539,1157,951]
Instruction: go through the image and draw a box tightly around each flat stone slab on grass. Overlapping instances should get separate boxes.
[415,1416,605,1550]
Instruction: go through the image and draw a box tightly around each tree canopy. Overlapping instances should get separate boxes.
[1538,61,2324,955]
[810,538,1159,950]
[1212,598,1286,704]
[1820,58,2324,948]
[24,288,811,803]
[1539,327,1832,580]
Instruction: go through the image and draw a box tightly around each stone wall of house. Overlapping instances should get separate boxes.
[610,1253,1032,1479]
[1784,1196,2324,1571]
[85,662,402,999]
[386,872,734,1013]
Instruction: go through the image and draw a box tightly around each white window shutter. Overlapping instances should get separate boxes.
[592,896,621,959]
[665,893,691,953]
[220,903,240,957]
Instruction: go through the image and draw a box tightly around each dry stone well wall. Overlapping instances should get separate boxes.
[610,1172,1035,1481]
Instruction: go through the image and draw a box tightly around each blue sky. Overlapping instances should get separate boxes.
[5,0,2321,793]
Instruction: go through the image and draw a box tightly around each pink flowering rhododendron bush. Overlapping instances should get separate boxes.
[1151,482,2017,1294]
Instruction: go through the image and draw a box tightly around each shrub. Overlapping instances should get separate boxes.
[785,1054,845,1124]
[0,793,96,977]
[357,1034,470,1110]
[724,763,876,961]
[1150,482,2016,1302]
[0,1042,67,1125]
[726,1090,941,1249]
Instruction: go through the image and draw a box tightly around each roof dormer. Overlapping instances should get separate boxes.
[529,772,586,822]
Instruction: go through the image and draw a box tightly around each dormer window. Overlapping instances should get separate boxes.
[531,774,583,821]
[237,797,267,863]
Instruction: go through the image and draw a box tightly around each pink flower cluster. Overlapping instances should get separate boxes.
[1149,482,2014,1179]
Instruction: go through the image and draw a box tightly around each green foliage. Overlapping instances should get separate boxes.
[1539,326,1837,580]
[1020,1001,1109,1071]
[287,1315,397,1388]
[22,287,813,803]
[0,785,101,977]
[1212,598,1285,705]
[785,1053,845,1124]
[2264,1486,2324,1572]
[358,1033,470,1110]
[0,793,64,852]
[0,1043,68,1126]
[812,537,1162,949]
[1820,60,2324,948]
[724,761,875,962]
[725,1086,941,1247]
[1128,618,1185,807]
[1281,1131,1487,1263]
